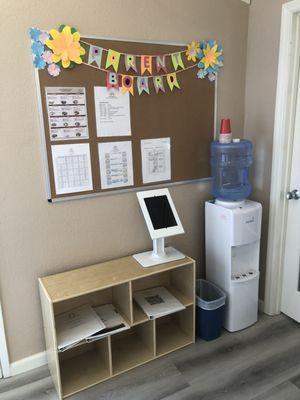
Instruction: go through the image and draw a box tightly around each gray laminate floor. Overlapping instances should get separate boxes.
[1,313,300,400]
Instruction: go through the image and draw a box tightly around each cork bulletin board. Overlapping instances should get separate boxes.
[35,36,216,201]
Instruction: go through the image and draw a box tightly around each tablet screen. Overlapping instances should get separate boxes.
[144,195,177,230]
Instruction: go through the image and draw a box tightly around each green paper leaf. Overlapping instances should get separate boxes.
[71,27,77,34]
[58,24,66,32]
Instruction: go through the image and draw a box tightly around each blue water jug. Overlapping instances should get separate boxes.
[210,140,253,201]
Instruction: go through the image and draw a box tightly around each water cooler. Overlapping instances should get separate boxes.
[205,135,262,332]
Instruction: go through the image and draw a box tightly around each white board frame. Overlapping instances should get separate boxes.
[33,34,217,202]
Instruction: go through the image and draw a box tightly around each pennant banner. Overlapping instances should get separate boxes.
[166,73,180,91]
[156,55,167,73]
[125,54,137,72]
[141,55,152,75]
[153,76,165,93]
[31,25,225,91]
[88,46,103,67]
[121,75,134,95]
[106,72,119,91]
[105,49,121,72]
[137,77,150,95]
[171,52,184,71]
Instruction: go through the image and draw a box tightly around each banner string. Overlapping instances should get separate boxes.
[80,39,189,57]
[81,61,198,78]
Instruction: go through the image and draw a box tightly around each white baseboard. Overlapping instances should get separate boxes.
[10,351,47,376]
[258,299,265,313]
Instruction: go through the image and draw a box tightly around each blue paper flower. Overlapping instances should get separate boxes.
[31,41,44,56]
[196,39,224,81]
[39,31,50,44]
[197,69,207,79]
[29,27,42,42]
[198,60,204,69]
[33,54,46,69]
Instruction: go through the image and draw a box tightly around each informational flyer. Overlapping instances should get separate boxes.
[46,87,89,140]
[51,143,93,195]
[94,87,131,137]
[98,141,134,189]
[141,138,171,183]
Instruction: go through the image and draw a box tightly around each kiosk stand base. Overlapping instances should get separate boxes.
[133,238,185,268]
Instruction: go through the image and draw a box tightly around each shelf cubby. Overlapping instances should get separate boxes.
[131,264,194,325]
[53,282,132,324]
[156,305,194,356]
[111,320,155,375]
[59,338,111,398]
[39,255,195,399]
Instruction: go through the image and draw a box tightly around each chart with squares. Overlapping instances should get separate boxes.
[148,150,166,174]
[56,154,90,191]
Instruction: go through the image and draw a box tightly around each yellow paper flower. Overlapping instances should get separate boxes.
[200,41,222,70]
[45,25,85,68]
[185,41,200,62]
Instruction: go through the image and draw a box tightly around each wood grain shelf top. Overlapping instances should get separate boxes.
[39,255,194,303]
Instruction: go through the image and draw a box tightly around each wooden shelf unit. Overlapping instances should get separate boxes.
[39,255,196,399]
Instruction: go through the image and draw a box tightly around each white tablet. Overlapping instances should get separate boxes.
[136,188,184,240]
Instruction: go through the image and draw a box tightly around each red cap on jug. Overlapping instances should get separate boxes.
[220,118,231,134]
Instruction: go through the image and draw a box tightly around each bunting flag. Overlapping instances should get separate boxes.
[106,72,119,91]
[32,25,225,94]
[137,77,150,95]
[105,49,121,72]
[166,73,180,91]
[121,75,134,95]
[141,55,152,75]
[171,52,184,70]
[153,76,165,93]
[124,54,137,72]
[88,45,103,67]
[156,55,167,73]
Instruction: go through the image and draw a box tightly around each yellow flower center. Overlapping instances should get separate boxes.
[205,50,217,65]
[201,43,222,70]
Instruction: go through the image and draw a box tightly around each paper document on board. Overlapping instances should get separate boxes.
[94,87,131,137]
[86,304,130,342]
[51,143,93,195]
[133,286,185,320]
[46,87,89,140]
[98,141,134,189]
[141,138,171,183]
[56,305,105,352]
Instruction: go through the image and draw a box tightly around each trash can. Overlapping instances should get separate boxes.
[196,279,226,341]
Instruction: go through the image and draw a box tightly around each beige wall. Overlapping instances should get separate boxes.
[244,0,289,298]
[0,0,249,362]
